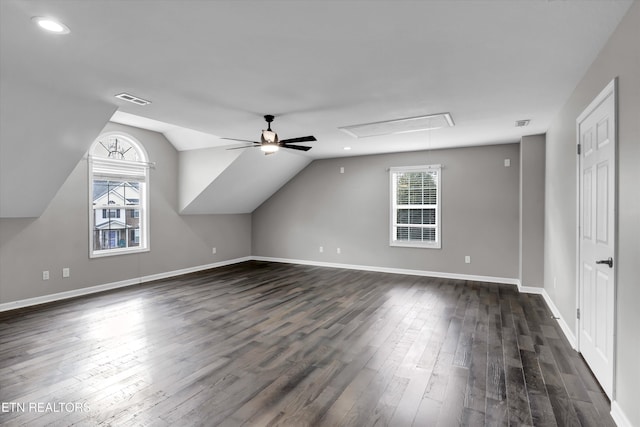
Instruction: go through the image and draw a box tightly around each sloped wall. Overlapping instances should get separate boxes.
[0,123,251,304]
[179,147,311,214]
[0,80,116,217]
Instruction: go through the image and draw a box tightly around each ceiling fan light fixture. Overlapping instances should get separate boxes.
[261,143,279,153]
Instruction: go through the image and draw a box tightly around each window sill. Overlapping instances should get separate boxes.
[390,241,441,249]
[90,247,149,258]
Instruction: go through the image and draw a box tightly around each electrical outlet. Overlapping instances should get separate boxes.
[319,246,324,253]
[337,247,341,254]
[212,247,217,255]
[42,270,49,280]
[340,167,345,174]
[62,268,70,278]
[465,256,471,264]
[504,158,511,167]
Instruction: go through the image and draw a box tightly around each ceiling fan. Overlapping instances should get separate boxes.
[223,115,316,155]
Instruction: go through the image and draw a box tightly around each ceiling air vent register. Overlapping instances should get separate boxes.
[339,113,454,139]
[115,93,152,106]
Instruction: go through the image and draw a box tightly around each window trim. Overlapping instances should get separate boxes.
[389,164,442,249]
[88,132,150,258]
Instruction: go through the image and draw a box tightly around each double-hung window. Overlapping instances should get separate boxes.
[390,165,441,248]
[89,133,150,258]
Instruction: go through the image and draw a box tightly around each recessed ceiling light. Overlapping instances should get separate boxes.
[344,146,352,151]
[31,17,70,34]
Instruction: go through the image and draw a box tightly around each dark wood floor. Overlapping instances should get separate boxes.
[0,261,614,426]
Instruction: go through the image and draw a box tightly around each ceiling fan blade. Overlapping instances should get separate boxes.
[226,145,259,150]
[279,135,316,144]
[281,144,312,151]
[221,137,261,144]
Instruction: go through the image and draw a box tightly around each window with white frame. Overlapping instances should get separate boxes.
[89,133,150,257]
[390,165,441,248]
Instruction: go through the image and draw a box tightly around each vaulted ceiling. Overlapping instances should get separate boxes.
[0,0,633,217]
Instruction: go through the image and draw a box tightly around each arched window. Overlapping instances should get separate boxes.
[88,132,150,257]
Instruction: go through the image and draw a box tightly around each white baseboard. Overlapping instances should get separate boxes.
[517,285,577,350]
[251,256,520,285]
[611,400,634,427]
[0,256,251,313]
[541,288,577,349]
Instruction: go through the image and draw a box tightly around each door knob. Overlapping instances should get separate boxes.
[596,257,613,268]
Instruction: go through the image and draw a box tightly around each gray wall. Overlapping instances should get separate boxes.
[0,123,251,304]
[544,2,639,424]
[519,134,545,288]
[253,143,520,280]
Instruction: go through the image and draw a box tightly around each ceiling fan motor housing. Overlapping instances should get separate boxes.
[261,115,279,144]
[261,130,279,145]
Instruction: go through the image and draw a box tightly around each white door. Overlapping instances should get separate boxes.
[577,78,616,398]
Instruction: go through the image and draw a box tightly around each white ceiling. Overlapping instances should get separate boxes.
[3,0,634,155]
[0,0,633,216]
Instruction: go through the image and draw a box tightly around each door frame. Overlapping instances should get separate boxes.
[575,77,618,398]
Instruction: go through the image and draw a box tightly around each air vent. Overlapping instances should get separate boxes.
[515,119,530,127]
[339,113,454,139]
[115,93,152,106]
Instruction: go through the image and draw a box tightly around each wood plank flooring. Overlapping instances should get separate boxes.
[0,261,615,426]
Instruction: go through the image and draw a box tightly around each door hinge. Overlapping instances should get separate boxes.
[577,144,581,155]
[577,308,581,319]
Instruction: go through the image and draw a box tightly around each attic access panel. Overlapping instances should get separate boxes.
[339,113,454,138]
